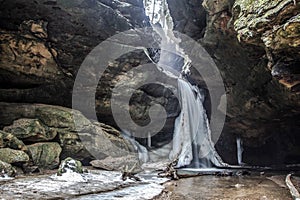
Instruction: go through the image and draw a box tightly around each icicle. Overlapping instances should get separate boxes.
[147,132,152,148]
[236,136,244,166]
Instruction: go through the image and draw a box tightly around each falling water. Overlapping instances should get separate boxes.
[122,131,149,163]
[137,0,228,168]
[236,137,244,165]
[169,78,227,168]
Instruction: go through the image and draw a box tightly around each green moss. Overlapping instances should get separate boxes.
[0,148,29,164]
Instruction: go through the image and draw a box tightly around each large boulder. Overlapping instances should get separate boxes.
[3,118,57,142]
[27,142,62,169]
[0,148,29,164]
[90,155,142,173]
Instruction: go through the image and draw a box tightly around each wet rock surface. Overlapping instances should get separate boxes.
[0,170,167,200]
[156,175,292,200]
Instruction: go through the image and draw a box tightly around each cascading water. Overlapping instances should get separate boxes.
[137,0,227,168]
[169,78,226,168]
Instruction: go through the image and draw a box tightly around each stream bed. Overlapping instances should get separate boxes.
[157,174,293,200]
[0,169,297,200]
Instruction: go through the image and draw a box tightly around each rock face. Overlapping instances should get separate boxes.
[166,0,300,165]
[0,0,299,168]
[167,0,207,38]
[232,0,300,91]
[0,0,179,137]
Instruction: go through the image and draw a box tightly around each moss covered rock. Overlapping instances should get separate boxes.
[0,103,138,165]
[0,160,16,177]
[0,130,27,151]
[35,106,91,131]
[27,142,62,169]
[3,118,57,142]
[0,148,29,164]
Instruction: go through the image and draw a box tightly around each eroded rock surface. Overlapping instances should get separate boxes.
[233,0,300,91]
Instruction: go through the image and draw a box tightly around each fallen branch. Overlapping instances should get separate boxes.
[286,174,300,200]
[158,157,179,180]
[121,162,141,181]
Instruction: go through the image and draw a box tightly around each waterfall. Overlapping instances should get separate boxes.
[122,131,149,163]
[136,0,228,168]
[236,137,244,166]
[169,78,226,168]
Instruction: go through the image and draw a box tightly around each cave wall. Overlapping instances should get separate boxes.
[167,0,300,165]
[0,0,300,167]
[0,0,180,158]
[0,0,147,105]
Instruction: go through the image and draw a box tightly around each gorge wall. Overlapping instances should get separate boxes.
[0,0,299,170]
[167,0,300,165]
